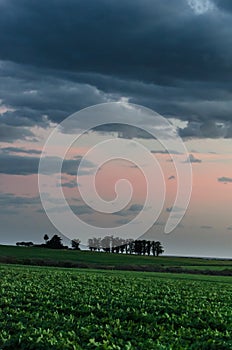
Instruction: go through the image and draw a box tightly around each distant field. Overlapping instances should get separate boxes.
[0,245,232,275]
[0,264,232,349]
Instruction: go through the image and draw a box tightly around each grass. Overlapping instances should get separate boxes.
[1,263,232,283]
[0,245,232,274]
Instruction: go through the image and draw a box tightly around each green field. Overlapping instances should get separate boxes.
[1,245,232,274]
[0,264,232,349]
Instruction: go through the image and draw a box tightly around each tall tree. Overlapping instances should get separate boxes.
[155,241,164,256]
[128,239,134,254]
[88,238,94,251]
[146,240,151,256]
[151,241,164,256]
[72,239,81,250]
[101,235,112,252]
[142,240,147,255]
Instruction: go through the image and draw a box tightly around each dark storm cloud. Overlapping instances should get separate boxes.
[0,61,114,127]
[213,0,232,12]
[0,1,232,138]
[179,120,232,139]
[1,0,232,84]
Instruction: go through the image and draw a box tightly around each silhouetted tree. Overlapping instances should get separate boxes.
[128,240,135,254]
[155,241,164,256]
[43,234,49,244]
[119,239,126,253]
[88,238,94,252]
[46,235,65,249]
[151,241,164,256]
[146,240,151,256]
[93,237,101,251]
[86,236,164,256]
[16,241,34,247]
[72,239,81,250]
[134,240,142,255]
[112,236,122,253]
[88,237,101,251]
[142,240,147,255]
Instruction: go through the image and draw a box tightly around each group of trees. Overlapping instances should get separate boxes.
[16,235,80,250]
[16,241,34,247]
[43,234,69,249]
[43,235,81,250]
[16,234,164,256]
[88,236,164,256]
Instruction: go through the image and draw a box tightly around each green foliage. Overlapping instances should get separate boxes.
[0,265,232,349]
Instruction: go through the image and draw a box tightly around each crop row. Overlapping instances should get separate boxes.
[0,266,232,349]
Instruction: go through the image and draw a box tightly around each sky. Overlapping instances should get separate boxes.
[0,0,232,257]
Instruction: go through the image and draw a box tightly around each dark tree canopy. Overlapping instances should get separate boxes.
[46,235,65,249]
[43,234,49,242]
[71,239,81,250]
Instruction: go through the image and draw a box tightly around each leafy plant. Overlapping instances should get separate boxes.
[0,265,232,349]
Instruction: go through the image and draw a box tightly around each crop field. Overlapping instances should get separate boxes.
[0,265,232,349]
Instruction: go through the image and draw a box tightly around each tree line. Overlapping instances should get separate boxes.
[16,234,164,256]
[16,235,69,250]
[88,236,164,256]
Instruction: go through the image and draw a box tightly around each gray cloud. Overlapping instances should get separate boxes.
[0,154,40,175]
[113,203,144,217]
[94,124,153,140]
[0,154,95,176]
[0,61,115,127]
[166,206,184,213]
[59,180,79,189]
[0,123,35,142]
[179,120,232,139]
[129,204,144,212]
[184,154,202,163]
[0,1,231,139]
[213,0,232,13]
[218,176,232,183]
[43,204,93,215]
[0,0,231,84]
[0,193,41,209]
[151,150,182,155]
[1,146,41,155]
